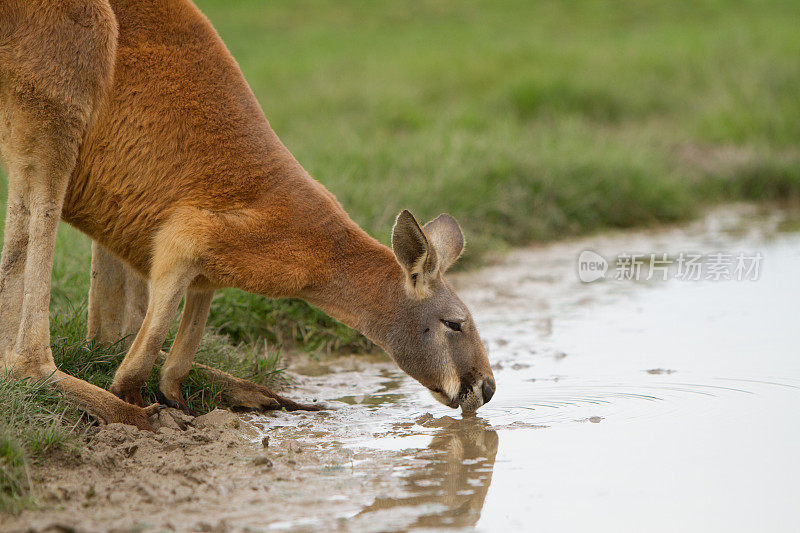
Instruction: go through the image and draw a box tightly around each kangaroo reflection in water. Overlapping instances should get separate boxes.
[359,416,499,528]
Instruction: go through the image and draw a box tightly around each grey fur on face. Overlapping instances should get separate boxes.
[390,210,495,412]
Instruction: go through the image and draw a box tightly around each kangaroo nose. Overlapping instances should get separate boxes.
[481,377,496,404]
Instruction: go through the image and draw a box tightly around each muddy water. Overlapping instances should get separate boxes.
[252,206,800,532]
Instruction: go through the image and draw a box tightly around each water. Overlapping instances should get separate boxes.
[253,206,800,532]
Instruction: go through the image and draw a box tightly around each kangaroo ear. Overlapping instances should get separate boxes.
[423,214,464,272]
[392,210,438,295]
[392,209,431,272]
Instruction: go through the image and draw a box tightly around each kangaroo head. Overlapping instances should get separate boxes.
[386,210,495,413]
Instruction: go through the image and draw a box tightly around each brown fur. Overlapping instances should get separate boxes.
[0,0,494,428]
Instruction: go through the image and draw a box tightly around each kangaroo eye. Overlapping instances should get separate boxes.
[442,320,462,332]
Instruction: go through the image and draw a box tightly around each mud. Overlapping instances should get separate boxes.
[6,204,800,532]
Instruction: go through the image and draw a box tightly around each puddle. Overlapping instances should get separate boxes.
[248,205,800,532]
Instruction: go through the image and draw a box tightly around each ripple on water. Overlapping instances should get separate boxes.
[473,369,800,427]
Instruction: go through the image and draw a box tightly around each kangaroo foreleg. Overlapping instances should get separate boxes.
[157,289,215,413]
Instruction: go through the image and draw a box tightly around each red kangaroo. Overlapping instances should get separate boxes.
[0,0,495,430]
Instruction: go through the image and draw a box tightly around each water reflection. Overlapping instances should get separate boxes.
[358,416,499,528]
[334,375,406,406]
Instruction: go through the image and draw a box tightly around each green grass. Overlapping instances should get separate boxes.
[1,0,800,512]
[0,377,81,513]
[200,0,800,246]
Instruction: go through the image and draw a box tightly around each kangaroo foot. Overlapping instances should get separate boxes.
[105,402,161,431]
[44,370,161,431]
[193,362,325,411]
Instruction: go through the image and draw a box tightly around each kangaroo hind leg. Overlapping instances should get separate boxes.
[0,1,156,429]
[87,241,149,346]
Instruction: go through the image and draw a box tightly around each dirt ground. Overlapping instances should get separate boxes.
[5,356,453,533]
[6,409,342,532]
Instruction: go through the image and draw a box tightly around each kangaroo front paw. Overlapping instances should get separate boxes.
[156,388,198,417]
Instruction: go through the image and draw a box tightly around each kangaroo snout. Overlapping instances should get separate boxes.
[462,375,495,412]
[481,377,496,404]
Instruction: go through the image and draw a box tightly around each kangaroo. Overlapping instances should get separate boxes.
[0,0,495,431]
